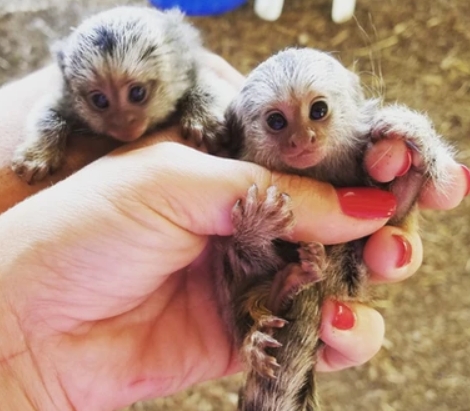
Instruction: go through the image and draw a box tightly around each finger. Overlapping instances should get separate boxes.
[363,225,423,284]
[113,139,396,244]
[418,162,470,210]
[0,132,394,303]
[364,139,469,210]
[317,300,385,372]
[364,139,412,183]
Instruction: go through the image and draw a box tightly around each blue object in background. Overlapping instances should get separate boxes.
[149,0,247,16]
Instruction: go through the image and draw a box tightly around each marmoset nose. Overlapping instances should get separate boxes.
[289,129,316,150]
[124,113,136,125]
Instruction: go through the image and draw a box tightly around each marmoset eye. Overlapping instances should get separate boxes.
[266,112,288,131]
[89,91,110,110]
[128,84,148,104]
[310,100,328,120]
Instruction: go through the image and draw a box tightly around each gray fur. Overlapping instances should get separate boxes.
[12,6,234,183]
[216,47,456,410]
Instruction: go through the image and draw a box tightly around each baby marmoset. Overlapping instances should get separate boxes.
[12,6,234,183]
[215,48,455,411]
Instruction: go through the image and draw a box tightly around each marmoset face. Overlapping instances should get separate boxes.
[231,48,366,171]
[56,6,199,141]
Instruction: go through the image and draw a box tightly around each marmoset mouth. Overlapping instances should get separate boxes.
[107,125,147,142]
[282,147,326,169]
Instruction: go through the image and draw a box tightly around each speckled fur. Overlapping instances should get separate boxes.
[12,6,235,183]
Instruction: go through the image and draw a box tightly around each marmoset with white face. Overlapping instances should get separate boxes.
[12,6,234,183]
[214,47,455,411]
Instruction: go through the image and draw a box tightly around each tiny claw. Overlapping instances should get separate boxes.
[258,315,288,329]
[266,185,279,199]
[263,335,283,349]
[247,184,259,198]
[265,362,280,380]
[270,318,289,328]
[269,360,281,370]
[280,192,291,203]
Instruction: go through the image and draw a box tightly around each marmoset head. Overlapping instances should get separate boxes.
[56,6,202,142]
[227,48,370,171]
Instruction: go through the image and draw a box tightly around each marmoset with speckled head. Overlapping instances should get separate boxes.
[12,6,234,183]
[214,47,456,411]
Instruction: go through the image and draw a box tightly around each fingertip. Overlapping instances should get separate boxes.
[336,187,396,220]
[317,300,385,372]
[363,226,423,284]
[462,165,470,197]
[271,175,391,244]
[365,139,410,183]
[419,162,469,210]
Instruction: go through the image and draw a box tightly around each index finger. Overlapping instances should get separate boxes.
[109,138,396,245]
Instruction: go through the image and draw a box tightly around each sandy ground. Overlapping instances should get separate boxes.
[1,0,469,410]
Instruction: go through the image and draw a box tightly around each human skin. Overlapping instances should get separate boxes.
[0,57,468,411]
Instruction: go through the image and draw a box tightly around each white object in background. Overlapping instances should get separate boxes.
[254,0,285,21]
[332,0,356,23]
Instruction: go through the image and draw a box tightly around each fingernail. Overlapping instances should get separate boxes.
[332,301,356,330]
[396,148,413,177]
[337,188,396,219]
[461,165,470,197]
[392,234,412,267]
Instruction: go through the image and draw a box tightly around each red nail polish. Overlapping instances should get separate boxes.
[462,165,470,197]
[392,234,412,267]
[332,301,356,330]
[337,188,397,219]
[396,149,413,177]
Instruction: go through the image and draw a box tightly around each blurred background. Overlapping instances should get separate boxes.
[1,0,468,410]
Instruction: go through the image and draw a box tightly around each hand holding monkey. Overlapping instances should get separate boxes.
[0,53,467,411]
[0,139,419,411]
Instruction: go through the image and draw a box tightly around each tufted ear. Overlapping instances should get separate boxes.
[220,101,246,159]
[347,70,366,104]
[162,8,203,53]
[50,39,67,73]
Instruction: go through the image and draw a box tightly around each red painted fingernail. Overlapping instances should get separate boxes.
[337,188,397,219]
[332,301,356,330]
[392,234,412,268]
[461,165,470,197]
[396,148,413,177]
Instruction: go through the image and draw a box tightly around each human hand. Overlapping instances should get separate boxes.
[0,135,391,410]
[0,136,466,411]
[316,133,469,372]
[362,138,468,284]
[0,56,468,411]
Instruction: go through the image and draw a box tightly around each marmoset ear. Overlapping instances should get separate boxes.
[51,39,67,73]
[221,102,246,158]
[161,8,203,54]
[348,70,366,102]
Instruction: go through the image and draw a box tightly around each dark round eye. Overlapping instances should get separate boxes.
[310,100,328,120]
[128,85,147,104]
[266,112,288,131]
[90,92,109,110]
